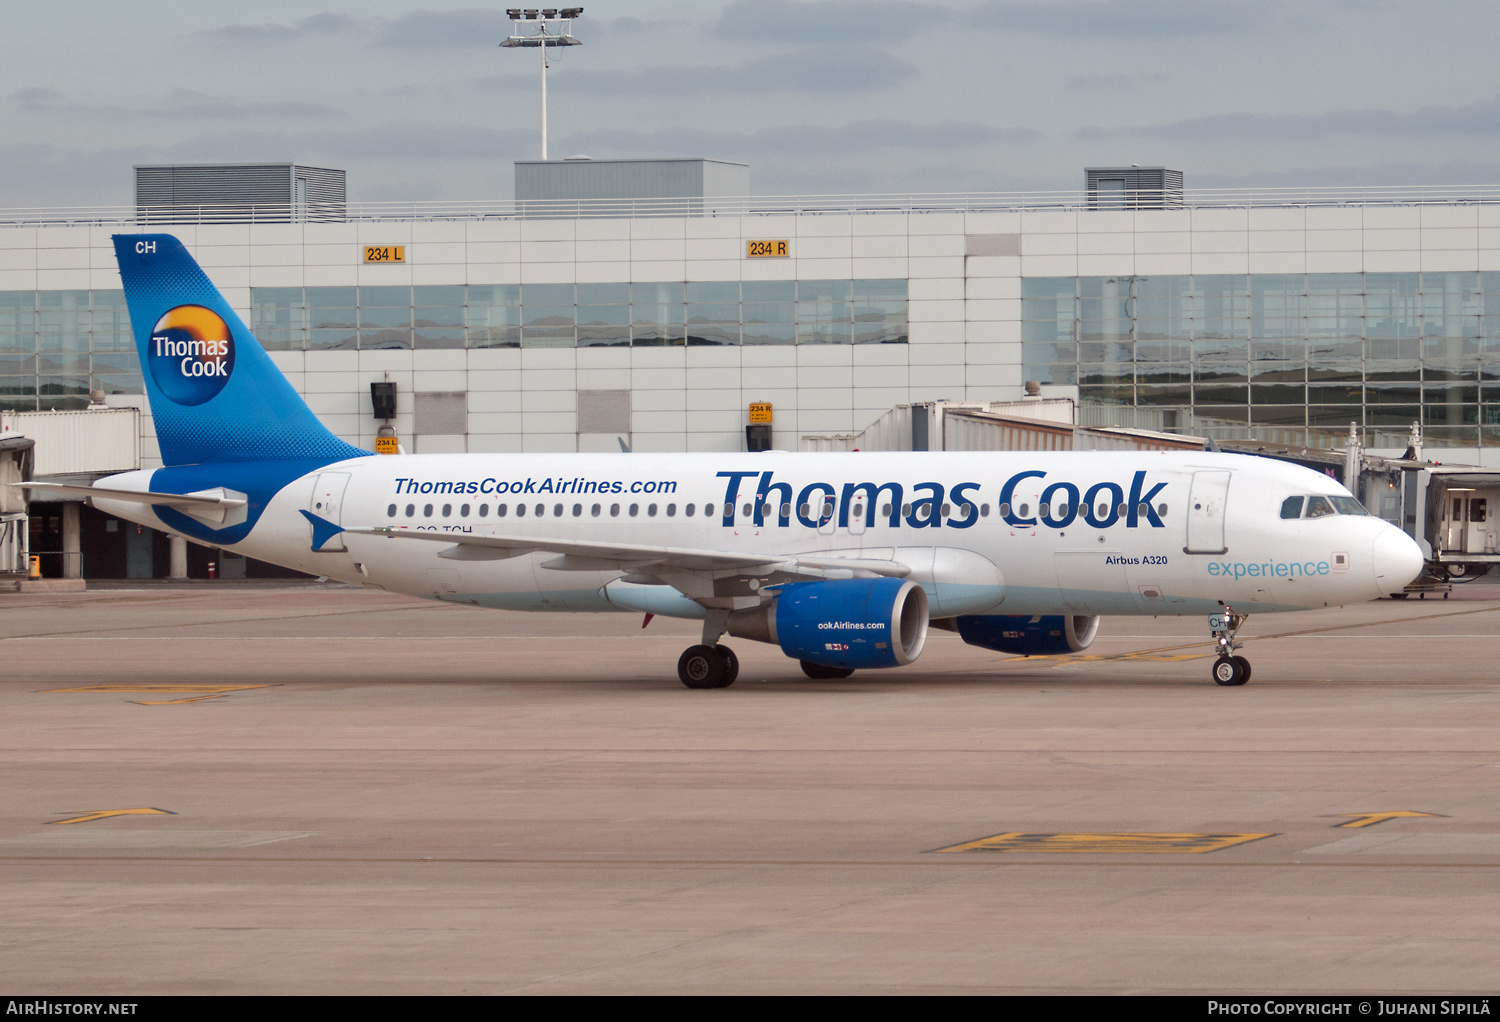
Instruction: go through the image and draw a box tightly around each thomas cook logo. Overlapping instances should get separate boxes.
[147,305,235,406]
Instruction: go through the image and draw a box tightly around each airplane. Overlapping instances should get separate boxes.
[16,234,1425,688]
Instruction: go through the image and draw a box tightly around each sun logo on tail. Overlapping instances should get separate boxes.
[147,304,236,406]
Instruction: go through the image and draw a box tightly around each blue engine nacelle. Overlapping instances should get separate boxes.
[737,577,929,670]
[954,614,1100,655]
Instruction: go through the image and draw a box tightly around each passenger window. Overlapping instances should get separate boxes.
[705,503,716,517]
[800,503,811,517]
[516,503,526,517]
[553,504,563,517]
[685,503,695,518]
[629,503,639,517]
[572,503,582,517]
[442,503,452,517]
[666,503,676,517]
[495,504,506,517]
[780,503,791,519]
[648,503,658,517]
[423,504,434,517]
[479,504,489,517]
[1305,496,1335,518]
[460,504,470,517]
[998,503,1009,517]
[535,504,544,517]
[743,503,753,517]
[1157,503,1167,517]
[610,504,620,517]
[980,504,990,517]
[723,503,734,518]
[386,504,397,518]
[591,503,601,517]
[404,504,415,518]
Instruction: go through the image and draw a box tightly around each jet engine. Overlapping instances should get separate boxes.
[728,577,929,670]
[954,613,1100,655]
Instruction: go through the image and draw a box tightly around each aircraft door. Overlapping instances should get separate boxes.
[1184,470,1231,555]
[308,471,351,552]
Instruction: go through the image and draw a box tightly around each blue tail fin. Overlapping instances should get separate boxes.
[113,233,369,467]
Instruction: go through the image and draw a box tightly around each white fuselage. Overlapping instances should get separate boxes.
[92,449,1423,619]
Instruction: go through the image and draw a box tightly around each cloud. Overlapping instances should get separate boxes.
[716,0,1272,41]
[371,9,506,50]
[716,1,935,42]
[6,88,343,122]
[970,0,1267,36]
[195,13,363,44]
[561,119,1041,159]
[1077,96,1500,141]
[478,45,919,96]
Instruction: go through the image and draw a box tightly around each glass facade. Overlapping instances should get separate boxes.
[0,279,907,409]
[249,279,909,350]
[1025,272,1500,447]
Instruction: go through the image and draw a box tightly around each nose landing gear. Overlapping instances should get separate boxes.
[1210,606,1251,686]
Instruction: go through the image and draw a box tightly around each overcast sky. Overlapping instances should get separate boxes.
[4,0,1499,207]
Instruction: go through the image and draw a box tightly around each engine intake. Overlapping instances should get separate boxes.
[954,614,1100,655]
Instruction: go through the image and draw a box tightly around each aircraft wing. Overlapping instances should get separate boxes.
[4,481,247,509]
[345,525,910,577]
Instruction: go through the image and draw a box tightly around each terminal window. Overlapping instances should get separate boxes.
[1022,271,1500,449]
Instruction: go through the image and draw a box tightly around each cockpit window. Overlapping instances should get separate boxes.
[1284,493,1371,519]
[1304,496,1335,518]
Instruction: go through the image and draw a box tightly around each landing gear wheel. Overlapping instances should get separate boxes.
[714,644,739,688]
[678,644,726,689]
[1213,656,1249,687]
[800,660,855,680]
[1390,592,1409,600]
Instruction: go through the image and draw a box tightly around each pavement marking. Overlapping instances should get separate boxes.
[1331,810,1444,828]
[48,807,176,826]
[931,831,1275,854]
[44,683,277,693]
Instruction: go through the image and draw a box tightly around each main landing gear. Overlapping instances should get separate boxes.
[1210,606,1252,687]
[677,644,739,689]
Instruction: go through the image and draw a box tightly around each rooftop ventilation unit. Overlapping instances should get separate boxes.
[1085,167,1184,210]
[135,163,346,224]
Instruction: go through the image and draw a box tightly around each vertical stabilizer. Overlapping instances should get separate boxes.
[112,234,368,467]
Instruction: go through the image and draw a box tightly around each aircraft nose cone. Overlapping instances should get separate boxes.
[1371,526,1424,594]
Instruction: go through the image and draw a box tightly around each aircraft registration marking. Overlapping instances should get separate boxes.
[932,832,1275,854]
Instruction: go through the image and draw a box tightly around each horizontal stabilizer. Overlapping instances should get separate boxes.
[5,481,247,509]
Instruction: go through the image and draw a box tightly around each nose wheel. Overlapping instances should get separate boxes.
[677,643,739,689]
[1210,607,1251,686]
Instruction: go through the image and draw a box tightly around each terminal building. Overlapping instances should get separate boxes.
[3,160,1500,579]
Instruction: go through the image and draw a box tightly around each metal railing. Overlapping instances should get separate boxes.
[4,183,1500,227]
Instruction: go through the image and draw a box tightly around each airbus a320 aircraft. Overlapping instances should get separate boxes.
[21,235,1424,688]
